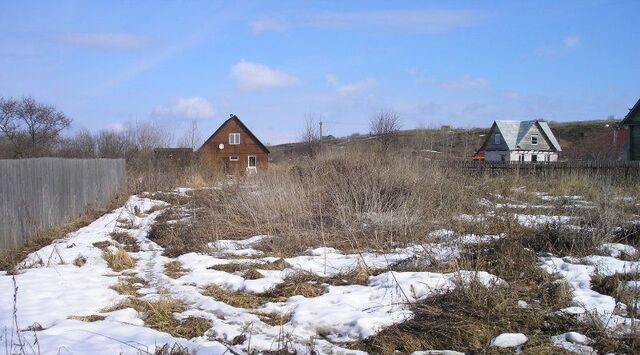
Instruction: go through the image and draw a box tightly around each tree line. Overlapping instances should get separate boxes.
[0,96,183,162]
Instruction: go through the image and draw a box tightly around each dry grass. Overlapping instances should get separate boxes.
[110,231,140,252]
[207,259,292,273]
[68,314,106,322]
[116,217,137,229]
[103,248,135,271]
[105,297,210,339]
[359,235,575,353]
[0,193,127,271]
[111,276,146,297]
[154,343,191,355]
[164,260,188,279]
[92,240,113,251]
[202,285,266,309]
[73,255,87,267]
[256,312,292,326]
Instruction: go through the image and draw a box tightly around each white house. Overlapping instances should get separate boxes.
[476,120,562,162]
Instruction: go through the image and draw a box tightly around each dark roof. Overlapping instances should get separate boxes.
[621,98,640,126]
[198,115,270,154]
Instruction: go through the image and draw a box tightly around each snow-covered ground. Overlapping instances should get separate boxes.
[1,189,638,354]
[0,194,503,354]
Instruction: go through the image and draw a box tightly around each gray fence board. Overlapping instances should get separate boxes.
[0,158,126,250]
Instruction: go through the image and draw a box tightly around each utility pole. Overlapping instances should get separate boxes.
[319,120,323,154]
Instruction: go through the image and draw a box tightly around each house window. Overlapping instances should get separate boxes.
[531,135,538,145]
[532,154,538,162]
[494,133,501,145]
[229,133,240,145]
[500,154,506,161]
[519,154,524,163]
[229,156,239,161]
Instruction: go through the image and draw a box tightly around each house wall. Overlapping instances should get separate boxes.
[486,150,558,162]
[198,118,269,173]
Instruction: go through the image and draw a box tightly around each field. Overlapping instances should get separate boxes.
[1,149,640,354]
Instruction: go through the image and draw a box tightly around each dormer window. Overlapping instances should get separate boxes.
[531,135,538,145]
[229,133,240,145]
[494,133,501,145]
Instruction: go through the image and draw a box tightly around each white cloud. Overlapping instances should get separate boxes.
[310,9,488,32]
[438,75,491,90]
[153,97,216,120]
[251,18,288,34]
[58,32,152,49]
[337,78,377,95]
[563,35,581,49]
[229,59,301,90]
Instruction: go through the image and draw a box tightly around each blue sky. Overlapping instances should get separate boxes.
[1,0,638,145]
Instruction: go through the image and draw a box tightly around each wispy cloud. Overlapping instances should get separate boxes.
[153,97,216,120]
[410,69,490,90]
[337,78,377,95]
[563,35,581,49]
[230,59,300,90]
[310,9,488,32]
[58,32,152,49]
[438,75,491,90]
[536,34,581,58]
[250,18,288,34]
[326,74,377,95]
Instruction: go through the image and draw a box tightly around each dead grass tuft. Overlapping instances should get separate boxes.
[68,314,106,322]
[164,260,188,279]
[154,343,191,355]
[110,276,146,297]
[103,248,135,271]
[105,297,209,338]
[116,217,136,229]
[73,255,87,267]
[148,217,209,258]
[202,285,266,309]
[110,231,140,252]
[256,312,292,326]
[243,268,264,280]
[92,240,113,251]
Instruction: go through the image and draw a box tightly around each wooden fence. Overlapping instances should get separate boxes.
[0,158,126,250]
[441,160,640,180]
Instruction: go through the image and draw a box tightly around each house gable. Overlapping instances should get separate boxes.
[198,115,270,154]
[621,98,640,126]
[483,123,510,151]
[480,120,561,153]
[516,122,552,151]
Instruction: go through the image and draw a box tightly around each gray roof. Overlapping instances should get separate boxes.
[494,120,562,151]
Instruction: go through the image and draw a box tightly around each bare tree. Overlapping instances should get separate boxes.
[301,113,321,157]
[369,110,401,149]
[177,120,201,150]
[0,96,71,157]
[57,129,97,158]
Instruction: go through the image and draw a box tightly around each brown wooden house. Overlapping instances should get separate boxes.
[197,115,270,173]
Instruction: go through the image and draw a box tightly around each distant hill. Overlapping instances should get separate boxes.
[269,119,626,162]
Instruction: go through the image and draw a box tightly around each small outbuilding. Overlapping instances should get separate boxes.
[620,98,640,161]
[197,114,270,174]
[476,120,562,162]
